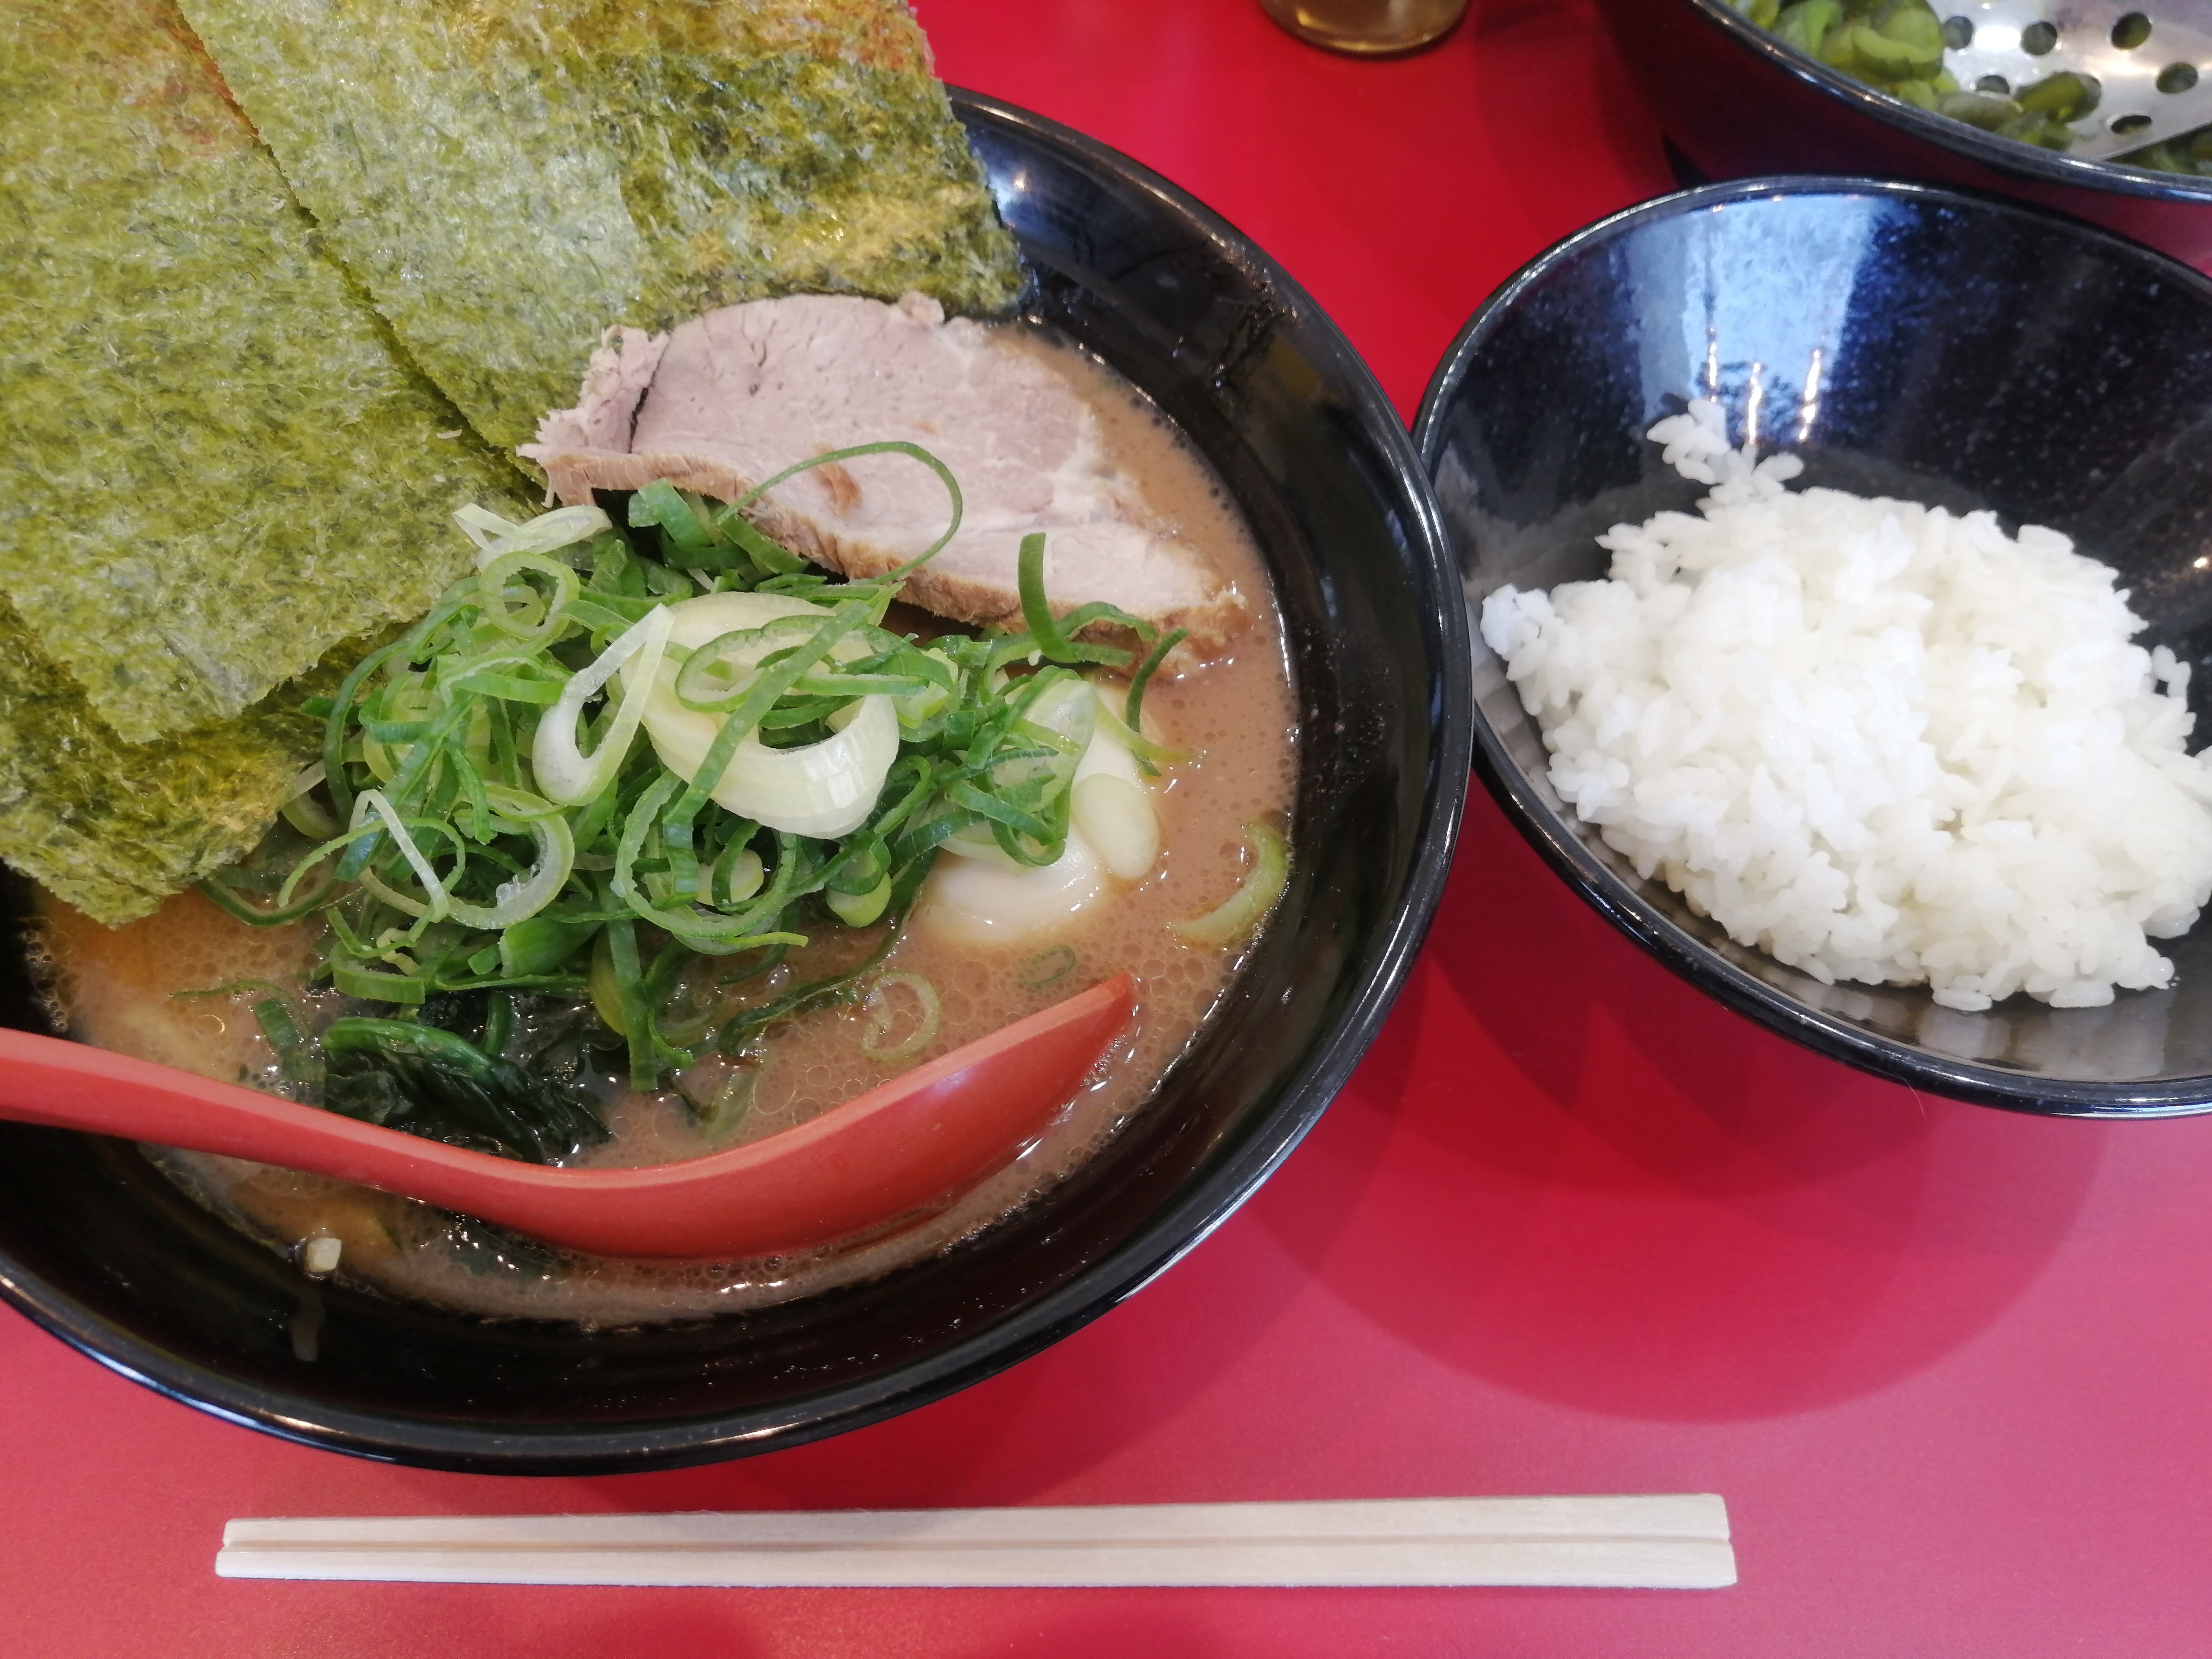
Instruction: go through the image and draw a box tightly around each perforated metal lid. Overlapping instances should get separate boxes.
[1940,0,2212,157]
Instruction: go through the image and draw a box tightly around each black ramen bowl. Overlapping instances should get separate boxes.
[0,92,1470,1472]
[1418,176,2212,1117]
[1595,0,2212,275]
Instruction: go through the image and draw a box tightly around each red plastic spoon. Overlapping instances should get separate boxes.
[0,974,1133,1258]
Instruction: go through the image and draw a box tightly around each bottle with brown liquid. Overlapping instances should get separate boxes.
[1258,0,1468,55]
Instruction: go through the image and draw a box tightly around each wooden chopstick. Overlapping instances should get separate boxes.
[216,1495,1735,1588]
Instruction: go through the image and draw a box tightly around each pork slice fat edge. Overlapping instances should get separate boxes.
[523,293,1247,652]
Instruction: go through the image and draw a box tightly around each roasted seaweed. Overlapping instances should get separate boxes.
[0,597,350,925]
[0,0,535,744]
[0,0,1022,924]
[178,0,1028,448]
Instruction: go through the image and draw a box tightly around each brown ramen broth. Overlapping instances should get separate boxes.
[37,330,1296,1327]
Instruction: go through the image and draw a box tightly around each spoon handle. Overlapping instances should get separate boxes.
[0,974,1135,1258]
[0,1023,437,1173]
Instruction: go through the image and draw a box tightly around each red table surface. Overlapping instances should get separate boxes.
[12,4,2212,1654]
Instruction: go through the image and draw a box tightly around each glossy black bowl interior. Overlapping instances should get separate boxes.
[0,91,1470,1472]
[1417,177,2212,1117]
[1595,0,2212,275]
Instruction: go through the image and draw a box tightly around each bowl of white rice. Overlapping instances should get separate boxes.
[1417,177,2212,1115]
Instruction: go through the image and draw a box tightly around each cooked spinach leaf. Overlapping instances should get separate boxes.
[320,1016,608,1164]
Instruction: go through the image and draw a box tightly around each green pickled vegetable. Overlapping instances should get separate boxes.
[2017,70,2098,120]
[1841,19,1941,78]
[2116,122,2212,177]
[1727,0,2212,166]
[1772,0,1841,57]
[1939,89,2026,130]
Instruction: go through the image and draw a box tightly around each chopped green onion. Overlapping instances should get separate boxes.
[477,549,580,641]
[629,480,724,562]
[605,916,655,1086]
[198,863,338,927]
[498,914,597,978]
[532,604,674,805]
[1013,532,1144,668]
[445,809,573,929]
[825,873,892,927]
[349,790,457,921]
[690,1065,760,1139]
[457,502,610,564]
[1092,701,1199,772]
[1173,820,1289,947]
[277,764,341,839]
[330,959,428,1004]
[1122,626,1188,775]
[727,440,966,582]
[717,921,903,1053]
[712,840,764,907]
[858,972,941,1062]
[207,438,1229,1101]
[1017,945,1078,990]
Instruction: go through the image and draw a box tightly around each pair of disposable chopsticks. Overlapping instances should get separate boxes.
[216,1494,1735,1588]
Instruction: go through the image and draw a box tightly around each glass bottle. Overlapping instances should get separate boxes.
[1258,0,1469,55]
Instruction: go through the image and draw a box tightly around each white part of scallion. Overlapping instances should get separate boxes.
[445,808,575,930]
[627,591,898,839]
[532,603,675,806]
[1072,774,1156,883]
[1070,690,1158,881]
[643,693,901,839]
[921,820,1108,944]
[456,503,611,567]
[350,788,452,922]
[278,761,340,839]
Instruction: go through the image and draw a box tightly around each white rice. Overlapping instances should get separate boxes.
[1480,398,2212,1011]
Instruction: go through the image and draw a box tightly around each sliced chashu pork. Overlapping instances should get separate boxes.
[521,293,1247,652]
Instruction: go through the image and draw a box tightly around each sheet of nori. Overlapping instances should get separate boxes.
[176,0,1028,449]
[0,597,343,926]
[0,0,533,745]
